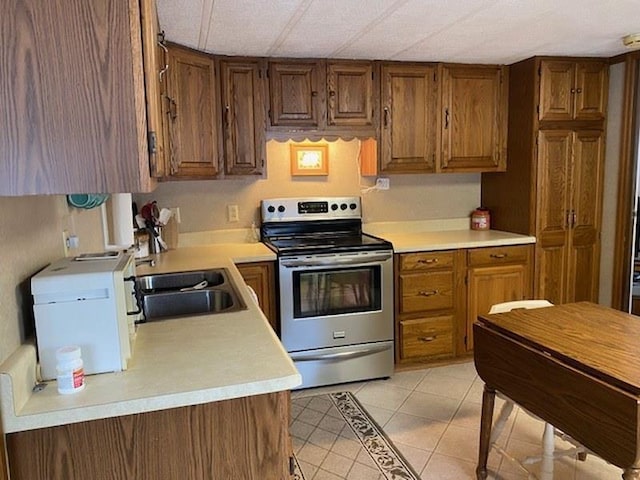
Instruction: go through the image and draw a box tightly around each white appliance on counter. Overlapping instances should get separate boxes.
[31,251,140,380]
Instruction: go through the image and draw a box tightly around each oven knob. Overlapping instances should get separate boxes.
[267,205,275,213]
[278,205,285,213]
[331,203,338,211]
[349,203,357,210]
[340,203,347,210]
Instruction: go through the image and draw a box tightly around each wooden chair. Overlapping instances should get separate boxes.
[487,300,589,480]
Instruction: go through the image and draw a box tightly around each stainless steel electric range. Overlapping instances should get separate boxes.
[261,196,394,389]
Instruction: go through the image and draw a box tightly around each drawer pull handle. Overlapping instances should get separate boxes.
[418,336,436,342]
[418,258,438,264]
[489,254,507,259]
[418,289,438,297]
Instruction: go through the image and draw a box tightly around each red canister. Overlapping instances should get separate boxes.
[471,208,491,230]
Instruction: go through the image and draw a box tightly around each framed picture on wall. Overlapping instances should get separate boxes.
[290,143,329,176]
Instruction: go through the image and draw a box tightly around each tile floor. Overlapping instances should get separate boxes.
[291,360,623,480]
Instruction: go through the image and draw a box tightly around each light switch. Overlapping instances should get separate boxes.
[228,204,239,222]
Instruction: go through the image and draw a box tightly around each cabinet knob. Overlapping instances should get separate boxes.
[489,254,507,259]
[383,107,390,127]
[576,87,582,94]
[570,88,576,93]
[311,91,318,97]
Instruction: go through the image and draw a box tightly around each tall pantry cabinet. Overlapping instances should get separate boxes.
[481,57,608,305]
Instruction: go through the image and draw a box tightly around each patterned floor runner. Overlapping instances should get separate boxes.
[291,391,421,480]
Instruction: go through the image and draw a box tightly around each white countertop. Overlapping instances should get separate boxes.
[0,255,299,433]
[364,219,536,252]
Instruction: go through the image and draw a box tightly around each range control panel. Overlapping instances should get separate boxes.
[261,197,362,222]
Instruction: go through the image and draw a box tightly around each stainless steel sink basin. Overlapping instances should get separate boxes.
[136,268,246,321]
[140,289,241,319]
[137,270,225,293]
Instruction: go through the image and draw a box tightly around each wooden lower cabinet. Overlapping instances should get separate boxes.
[395,250,464,364]
[395,245,533,363]
[5,391,293,480]
[464,245,533,352]
[236,261,277,332]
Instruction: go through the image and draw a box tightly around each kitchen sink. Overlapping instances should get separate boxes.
[136,268,246,321]
[137,270,225,293]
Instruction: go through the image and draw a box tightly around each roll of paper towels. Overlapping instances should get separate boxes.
[102,193,134,249]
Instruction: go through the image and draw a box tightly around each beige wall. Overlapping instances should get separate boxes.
[134,139,481,232]
[0,196,104,364]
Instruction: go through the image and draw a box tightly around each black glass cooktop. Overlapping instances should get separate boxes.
[264,232,391,256]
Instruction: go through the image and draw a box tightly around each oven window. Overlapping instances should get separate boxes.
[293,266,381,318]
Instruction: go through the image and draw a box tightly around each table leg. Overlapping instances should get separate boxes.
[623,468,640,479]
[476,384,496,480]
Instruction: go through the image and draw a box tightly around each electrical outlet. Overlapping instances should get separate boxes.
[376,178,390,190]
[228,204,239,222]
[62,230,79,257]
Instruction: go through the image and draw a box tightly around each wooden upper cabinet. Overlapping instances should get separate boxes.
[220,59,266,175]
[268,60,325,128]
[141,0,167,179]
[0,0,156,195]
[538,59,607,122]
[535,129,604,304]
[380,63,438,173]
[164,44,220,178]
[439,65,507,173]
[267,59,375,133]
[326,61,375,127]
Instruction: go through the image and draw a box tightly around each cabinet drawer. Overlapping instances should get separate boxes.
[467,245,530,266]
[400,316,454,359]
[399,251,455,271]
[399,271,453,313]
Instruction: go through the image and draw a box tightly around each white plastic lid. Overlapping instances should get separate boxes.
[56,345,82,363]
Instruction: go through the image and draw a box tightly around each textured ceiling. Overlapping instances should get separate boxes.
[157,0,640,64]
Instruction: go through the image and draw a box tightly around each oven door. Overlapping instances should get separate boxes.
[279,250,393,352]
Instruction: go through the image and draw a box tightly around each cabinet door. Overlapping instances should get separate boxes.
[165,45,219,178]
[567,130,604,302]
[466,264,528,351]
[220,59,266,175]
[268,60,324,127]
[399,271,454,314]
[539,60,575,122]
[439,65,507,172]
[380,64,437,173]
[140,0,166,179]
[327,61,374,127]
[535,130,572,304]
[0,0,153,194]
[574,61,608,121]
[236,262,277,332]
[399,316,454,360]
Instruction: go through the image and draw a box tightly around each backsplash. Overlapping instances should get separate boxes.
[0,196,104,364]
[134,139,481,233]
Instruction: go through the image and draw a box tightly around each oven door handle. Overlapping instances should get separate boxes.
[289,344,391,362]
[281,253,392,268]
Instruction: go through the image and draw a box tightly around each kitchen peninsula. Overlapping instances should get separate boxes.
[0,248,300,480]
